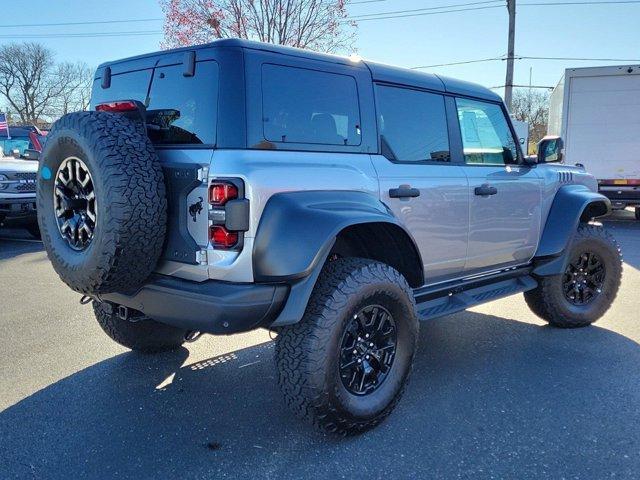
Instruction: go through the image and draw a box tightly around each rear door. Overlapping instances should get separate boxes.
[454,98,542,272]
[371,84,469,284]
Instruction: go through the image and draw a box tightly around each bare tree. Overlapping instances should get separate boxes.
[0,43,93,125]
[160,0,356,53]
[55,62,94,115]
[511,88,550,148]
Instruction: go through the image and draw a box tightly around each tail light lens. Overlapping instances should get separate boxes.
[209,182,238,206]
[210,225,238,248]
[96,100,138,112]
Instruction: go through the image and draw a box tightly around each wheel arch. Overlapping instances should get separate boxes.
[533,184,611,276]
[252,190,423,285]
[331,222,423,288]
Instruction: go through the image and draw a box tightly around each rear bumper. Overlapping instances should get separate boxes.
[0,197,37,225]
[99,274,289,335]
[599,186,640,208]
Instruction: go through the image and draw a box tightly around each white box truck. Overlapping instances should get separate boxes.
[548,64,640,219]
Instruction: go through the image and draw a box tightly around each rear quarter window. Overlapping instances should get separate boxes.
[261,64,361,147]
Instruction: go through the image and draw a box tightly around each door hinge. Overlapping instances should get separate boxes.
[197,166,209,183]
[196,249,208,265]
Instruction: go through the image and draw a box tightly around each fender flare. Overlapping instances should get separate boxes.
[533,184,611,276]
[252,190,422,282]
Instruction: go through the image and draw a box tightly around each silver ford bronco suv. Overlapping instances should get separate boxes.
[37,40,622,435]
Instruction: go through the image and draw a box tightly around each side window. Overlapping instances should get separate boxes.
[146,61,219,145]
[455,98,518,165]
[375,85,450,162]
[261,64,361,146]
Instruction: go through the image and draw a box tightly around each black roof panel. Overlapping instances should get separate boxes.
[97,39,502,102]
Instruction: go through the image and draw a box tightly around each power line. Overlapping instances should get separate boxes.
[350,4,504,22]
[412,56,505,69]
[515,55,640,61]
[0,31,162,39]
[0,18,162,28]
[520,0,640,5]
[349,0,504,19]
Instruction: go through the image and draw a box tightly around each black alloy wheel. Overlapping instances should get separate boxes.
[339,304,397,396]
[562,251,606,306]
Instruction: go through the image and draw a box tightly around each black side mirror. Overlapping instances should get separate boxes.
[537,135,564,163]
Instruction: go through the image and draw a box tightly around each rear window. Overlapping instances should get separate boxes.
[261,64,361,146]
[92,69,152,107]
[91,60,218,146]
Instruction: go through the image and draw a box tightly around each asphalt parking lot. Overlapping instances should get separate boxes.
[1,211,639,479]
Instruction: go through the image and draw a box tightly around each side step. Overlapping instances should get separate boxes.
[414,273,538,322]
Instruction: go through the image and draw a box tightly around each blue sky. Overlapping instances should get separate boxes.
[1,0,639,98]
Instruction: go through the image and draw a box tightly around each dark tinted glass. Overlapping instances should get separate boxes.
[455,98,518,165]
[375,85,450,162]
[146,61,218,145]
[91,69,151,106]
[262,64,361,146]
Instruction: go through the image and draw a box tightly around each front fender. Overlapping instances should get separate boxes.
[533,184,611,276]
[252,190,415,282]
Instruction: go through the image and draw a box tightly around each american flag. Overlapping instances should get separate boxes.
[0,113,8,133]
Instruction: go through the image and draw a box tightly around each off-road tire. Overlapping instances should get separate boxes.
[93,301,186,353]
[275,258,419,435]
[525,224,622,328]
[37,111,166,295]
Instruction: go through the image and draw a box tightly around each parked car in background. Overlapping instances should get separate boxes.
[0,126,47,159]
[548,64,640,219]
[0,154,39,237]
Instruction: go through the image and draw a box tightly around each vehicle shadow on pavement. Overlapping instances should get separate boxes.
[2,311,640,479]
[0,233,47,262]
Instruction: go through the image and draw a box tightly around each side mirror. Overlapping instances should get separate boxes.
[537,135,564,163]
[22,149,40,160]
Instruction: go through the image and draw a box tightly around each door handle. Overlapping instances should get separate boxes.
[389,185,420,198]
[474,184,498,196]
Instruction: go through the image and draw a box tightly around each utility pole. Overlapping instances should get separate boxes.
[504,0,516,112]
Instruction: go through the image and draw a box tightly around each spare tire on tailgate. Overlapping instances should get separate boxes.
[37,111,167,295]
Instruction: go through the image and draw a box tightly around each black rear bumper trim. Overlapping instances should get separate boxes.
[100,274,289,335]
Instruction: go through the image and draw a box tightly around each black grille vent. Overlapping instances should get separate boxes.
[558,171,573,184]
[14,172,37,181]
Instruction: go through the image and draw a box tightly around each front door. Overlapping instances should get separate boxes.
[454,97,542,272]
[371,84,469,284]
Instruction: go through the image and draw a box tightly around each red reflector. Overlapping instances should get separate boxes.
[96,101,138,112]
[209,182,238,205]
[210,226,238,248]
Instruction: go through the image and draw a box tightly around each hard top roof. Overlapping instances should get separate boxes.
[97,38,501,103]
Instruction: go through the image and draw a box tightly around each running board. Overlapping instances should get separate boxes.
[414,273,538,322]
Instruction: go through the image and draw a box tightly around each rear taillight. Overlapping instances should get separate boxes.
[208,179,247,250]
[210,225,239,248]
[209,182,238,206]
[96,100,138,112]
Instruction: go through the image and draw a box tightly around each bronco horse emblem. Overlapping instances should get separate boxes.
[188,197,203,222]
